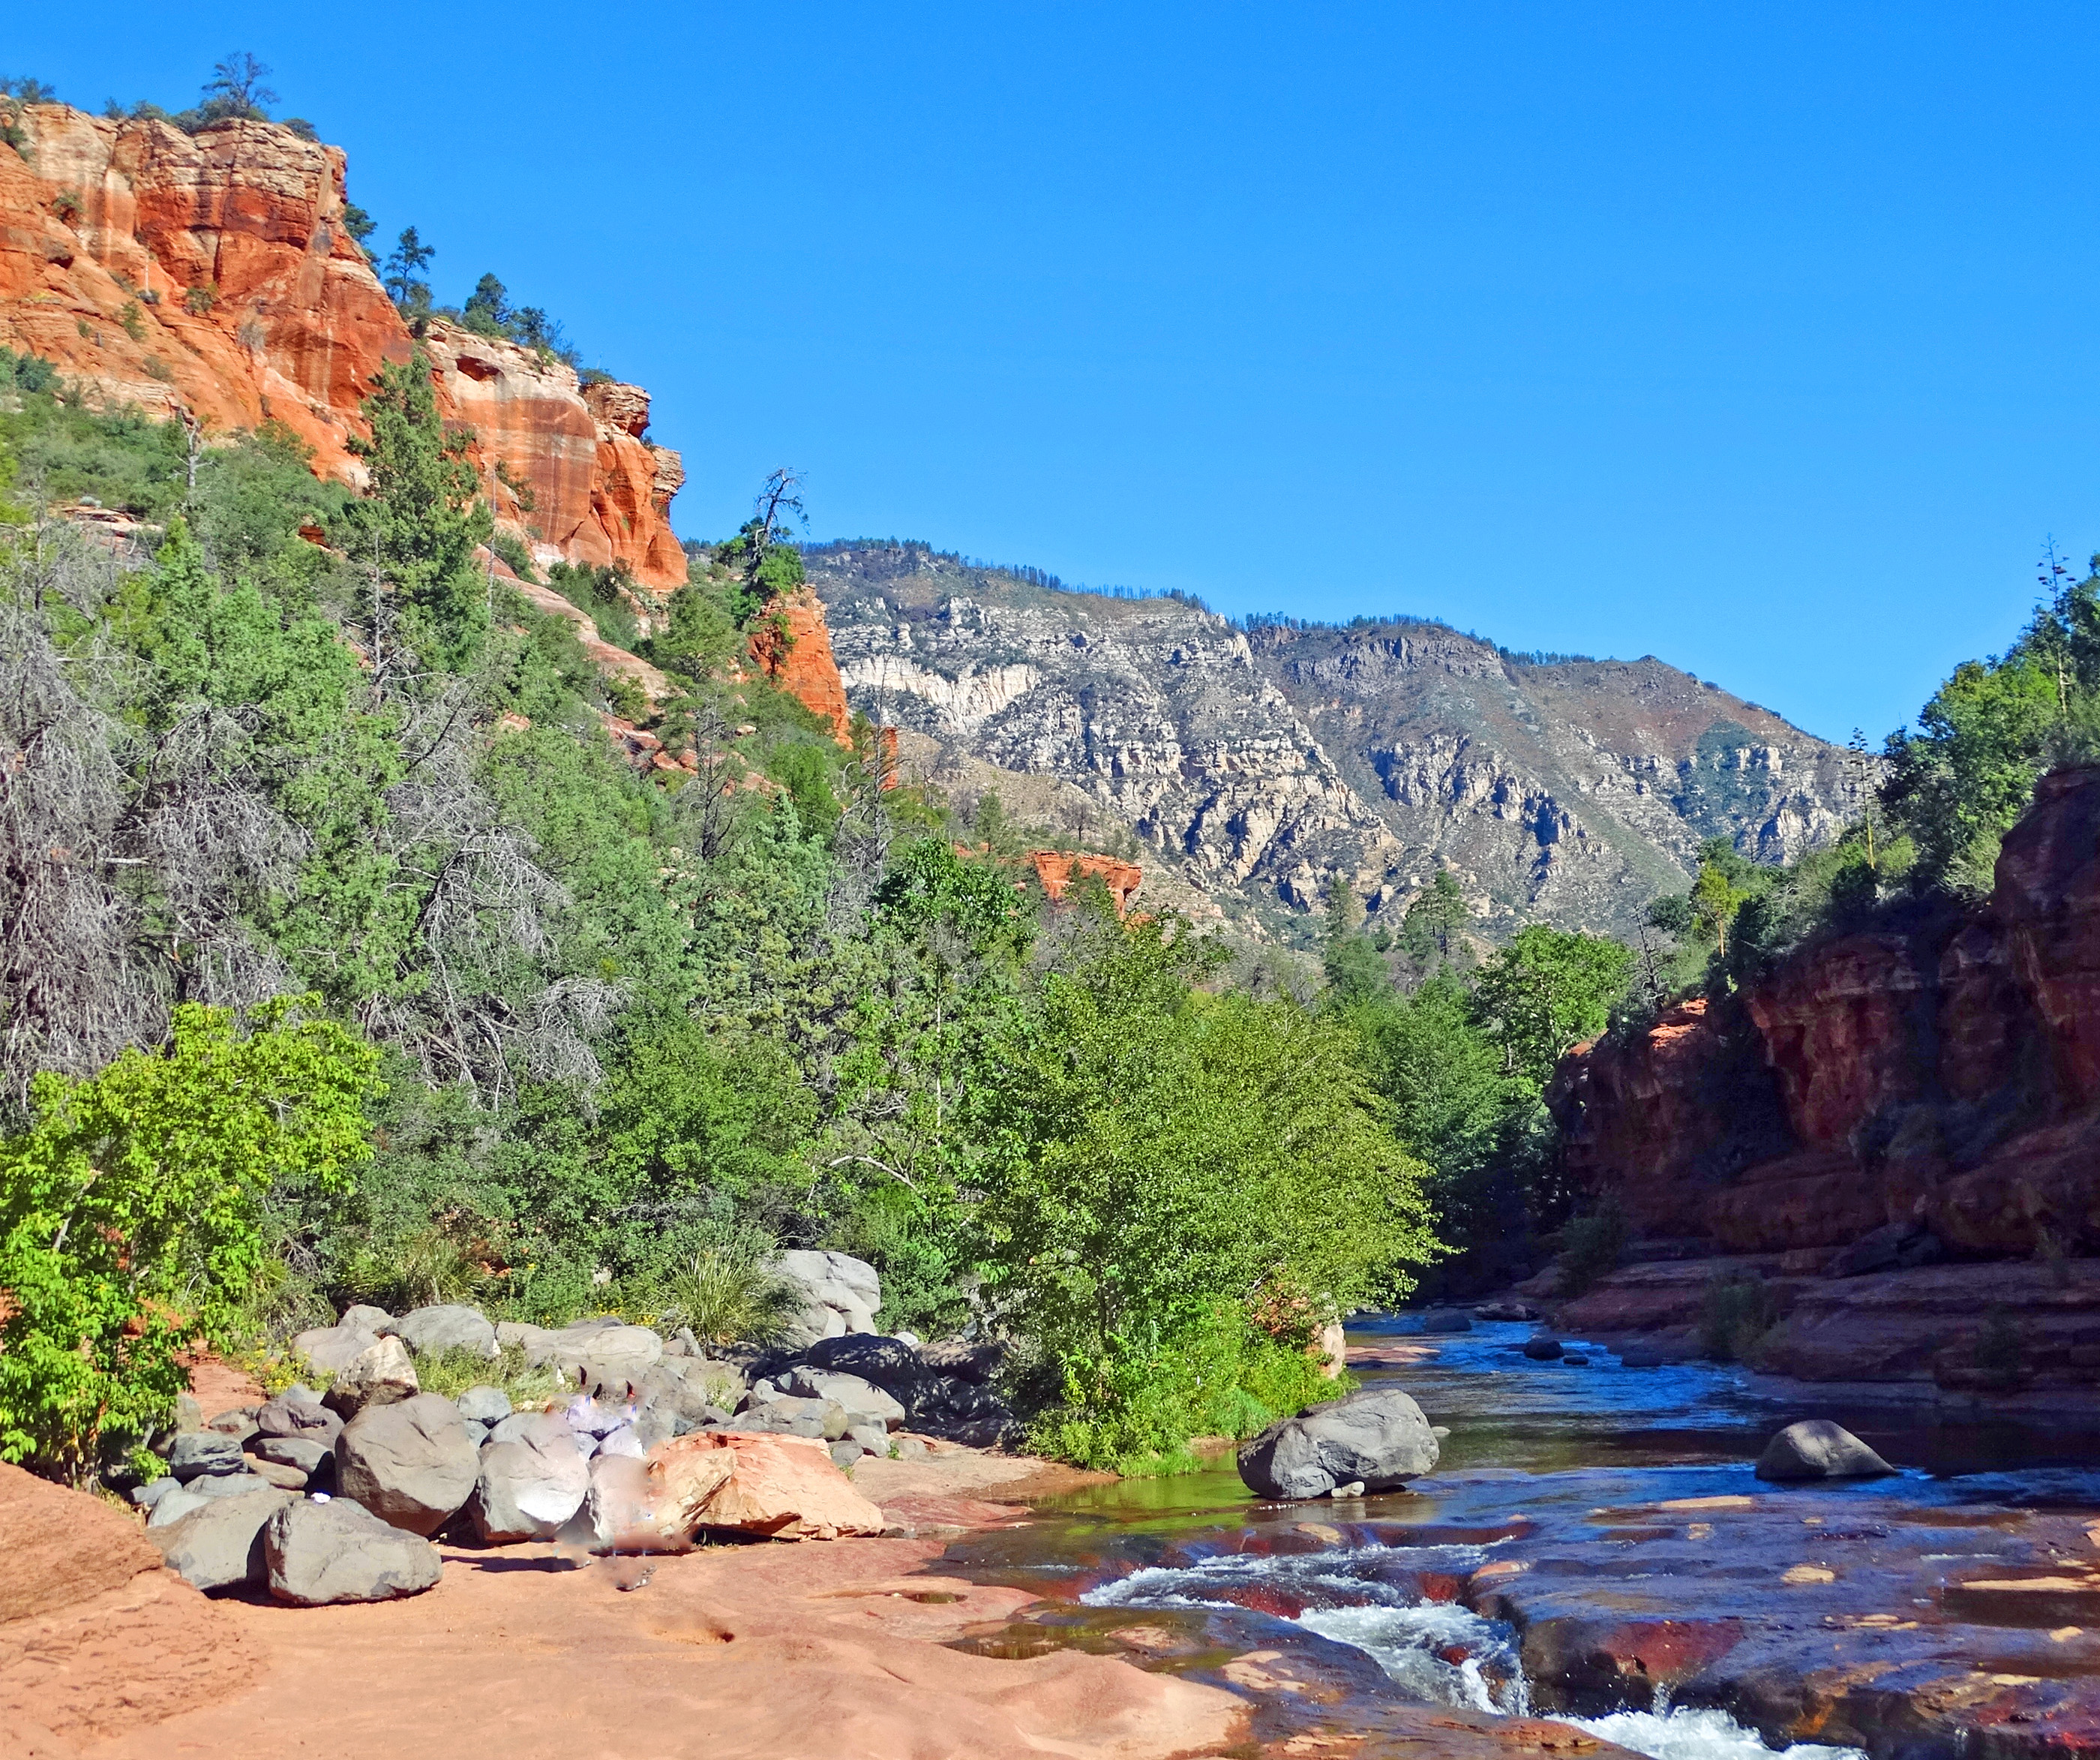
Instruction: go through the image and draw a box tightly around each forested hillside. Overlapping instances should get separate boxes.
[808,541,1859,945]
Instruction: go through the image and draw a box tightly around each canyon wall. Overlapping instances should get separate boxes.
[0,103,683,587]
[807,544,1856,942]
[1549,766,2100,1260]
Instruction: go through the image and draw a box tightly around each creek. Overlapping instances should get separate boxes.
[938,1317,2100,1760]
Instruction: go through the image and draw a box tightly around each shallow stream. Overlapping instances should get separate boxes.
[940,1318,2100,1760]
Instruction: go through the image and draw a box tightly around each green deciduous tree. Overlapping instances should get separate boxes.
[973,913,1439,1463]
[1473,924,1635,1086]
[0,1001,380,1478]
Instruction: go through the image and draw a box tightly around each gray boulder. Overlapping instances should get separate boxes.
[470,1413,590,1543]
[847,1422,890,1456]
[253,1436,333,1476]
[339,1303,394,1332]
[597,1424,644,1459]
[525,1323,662,1387]
[770,1248,881,1343]
[256,1388,341,1446]
[147,1486,211,1527]
[454,1385,512,1425]
[290,1324,381,1377]
[132,1475,181,1510]
[783,1367,906,1431]
[1522,1337,1564,1361]
[167,1431,247,1482]
[322,1335,420,1417]
[1237,1388,1441,1500]
[1417,1310,1474,1334]
[334,1392,481,1534]
[486,1409,544,1447]
[1754,1419,1896,1482]
[149,1485,294,1591]
[389,1303,499,1360]
[265,1497,442,1604]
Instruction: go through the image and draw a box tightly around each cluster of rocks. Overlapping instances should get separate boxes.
[139,1258,1008,1605]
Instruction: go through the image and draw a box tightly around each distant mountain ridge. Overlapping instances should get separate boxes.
[807,541,1856,942]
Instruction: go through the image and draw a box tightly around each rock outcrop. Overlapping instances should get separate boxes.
[808,543,1854,939]
[1552,766,2100,1263]
[0,103,684,587]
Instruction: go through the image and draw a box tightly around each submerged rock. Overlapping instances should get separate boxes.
[1237,1388,1440,1500]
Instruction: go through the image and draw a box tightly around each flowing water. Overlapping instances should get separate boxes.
[939,1317,2100,1760]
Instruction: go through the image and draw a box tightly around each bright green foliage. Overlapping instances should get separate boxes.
[336,350,493,671]
[0,1002,380,1477]
[974,914,1438,1464]
[1472,924,1635,1086]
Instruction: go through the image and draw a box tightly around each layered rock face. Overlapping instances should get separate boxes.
[0,103,682,587]
[808,545,1853,939]
[1551,766,2100,1260]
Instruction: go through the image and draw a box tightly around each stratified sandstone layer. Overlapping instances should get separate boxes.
[1543,765,2100,1395]
[1552,766,2100,1263]
[0,104,682,588]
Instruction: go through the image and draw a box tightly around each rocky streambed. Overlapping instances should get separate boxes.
[935,1317,2100,1760]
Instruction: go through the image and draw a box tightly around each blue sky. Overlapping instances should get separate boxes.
[16,5,2100,740]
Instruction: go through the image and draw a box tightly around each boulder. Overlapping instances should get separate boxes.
[848,1422,890,1456]
[248,1457,311,1490]
[1237,1388,1441,1500]
[290,1323,380,1377]
[918,1337,1004,1384]
[166,1431,246,1482]
[1418,1309,1474,1333]
[1476,1300,1538,1322]
[132,1475,181,1510]
[206,1404,263,1442]
[486,1409,544,1446]
[454,1385,512,1425]
[767,1332,927,1400]
[256,1388,341,1446]
[334,1392,480,1534]
[252,1436,332,1476]
[1828,1220,1946,1278]
[339,1303,394,1332]
[783,1367,907,1431]
[495,1320,552,1350]
[322,1335,419,1417]
[770,1248,882,1343]
[147,1485,212,1528]
[572,1451,693,1553]
[149,1485,294,1592]
[564,1392,636,1437]
[1754,1419,1897,1482]
[738,1392,846,1440]
[264,1496,442,1604]
[1522,1337,1565,1361]
[651,1430,886,1540]
[388,1302,500,1359]
[525,1323,662,1386]
[470,1413,590,1543]
[598,1424,645,1459]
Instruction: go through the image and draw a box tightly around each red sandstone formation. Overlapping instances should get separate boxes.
[0,103,683,588]
[1030,850,1144,914]
[1550,765,2100,1262]
[748,584,854,742]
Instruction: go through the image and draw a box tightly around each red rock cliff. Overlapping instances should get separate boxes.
[748,586,853,743]
[0,103,684,588]
[1550,765,2100,1258]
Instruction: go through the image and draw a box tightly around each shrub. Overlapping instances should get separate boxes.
[1700,1273,1779,1362]
[412,1343,561,1407]
[118,300,146,341]
[51,189,82,224]
[1556,1202,1627,1296]
[649,1245,803,1347]
[488,528,538,582]
[184,284,218,315]
[0,1002,380,1480]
